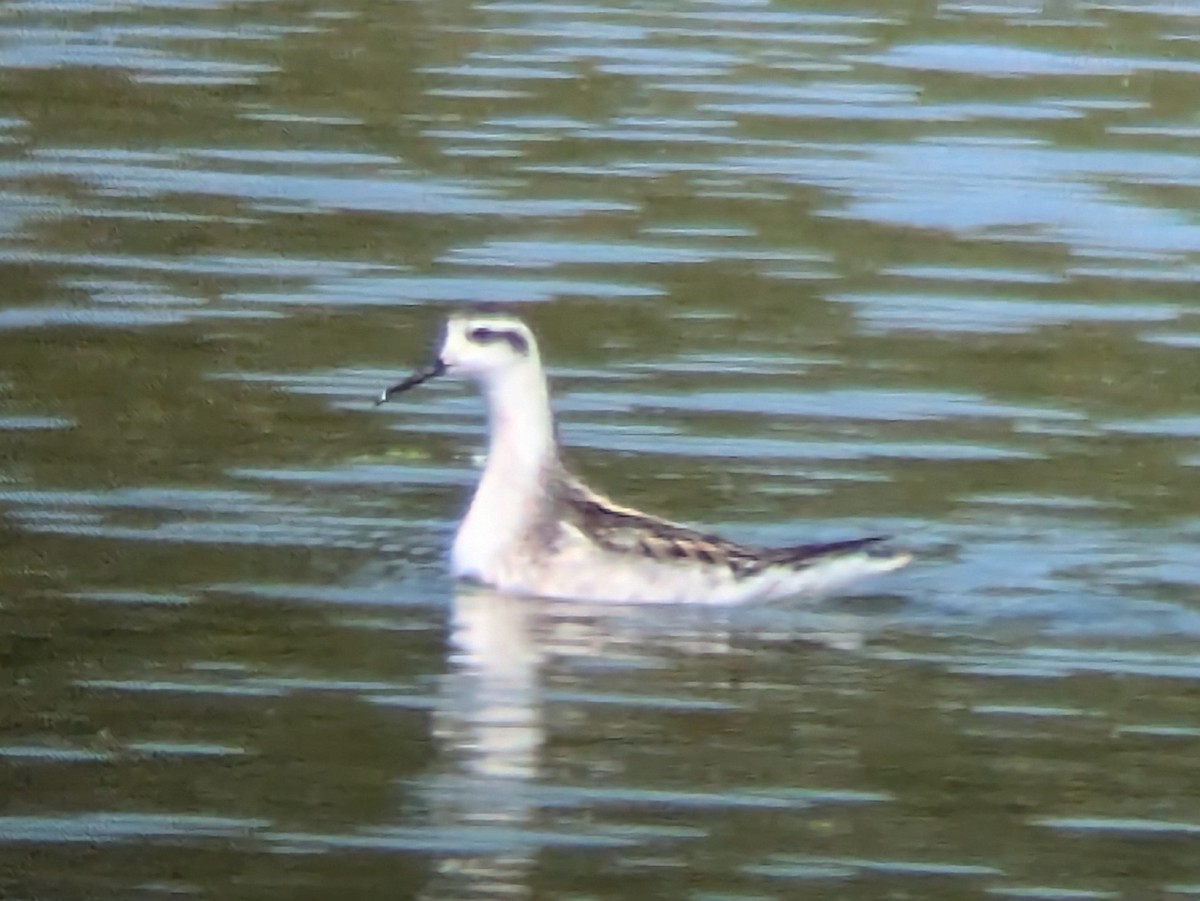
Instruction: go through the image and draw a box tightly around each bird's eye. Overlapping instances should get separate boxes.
[467,324,529,355]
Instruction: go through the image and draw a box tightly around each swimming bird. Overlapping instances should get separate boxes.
[376,313,910,604]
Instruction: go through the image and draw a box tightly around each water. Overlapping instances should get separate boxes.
[2,0,1200,897]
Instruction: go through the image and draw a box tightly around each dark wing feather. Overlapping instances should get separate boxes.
[555,474,887,580]
[758,535,888,567]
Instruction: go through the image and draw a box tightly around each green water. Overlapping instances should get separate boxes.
[3,0,1200,897]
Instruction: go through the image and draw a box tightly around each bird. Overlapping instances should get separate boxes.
[376,313,911,604]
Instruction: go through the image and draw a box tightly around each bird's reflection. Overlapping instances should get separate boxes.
[418,585,885,898]
[437,588,545,782]
[416,587,547,900]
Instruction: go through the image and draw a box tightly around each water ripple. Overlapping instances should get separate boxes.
[6,157,632,217]
[0,813,270,844]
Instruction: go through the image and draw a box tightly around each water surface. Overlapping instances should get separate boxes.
[3,0,1200,897]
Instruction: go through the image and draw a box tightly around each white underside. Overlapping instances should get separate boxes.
[454,521,911,606]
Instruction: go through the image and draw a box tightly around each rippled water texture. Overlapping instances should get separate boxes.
[3,0,1200,897]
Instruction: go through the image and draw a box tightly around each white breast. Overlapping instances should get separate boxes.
[451,462,542,583]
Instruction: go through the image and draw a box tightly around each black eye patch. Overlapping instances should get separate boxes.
[468,326,529,355]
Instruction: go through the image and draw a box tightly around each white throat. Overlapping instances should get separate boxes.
[451,359,558,580]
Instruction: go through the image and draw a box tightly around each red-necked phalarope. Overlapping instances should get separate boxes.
[377,313,911,604]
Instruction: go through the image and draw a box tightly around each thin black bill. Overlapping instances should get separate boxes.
[375,358,447,405]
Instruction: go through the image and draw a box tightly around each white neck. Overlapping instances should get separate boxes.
[481,361,557,479]
[451,360,558,580]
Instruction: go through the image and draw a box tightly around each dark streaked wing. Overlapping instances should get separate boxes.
[758,535,888,567]
[555,473,887,579]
